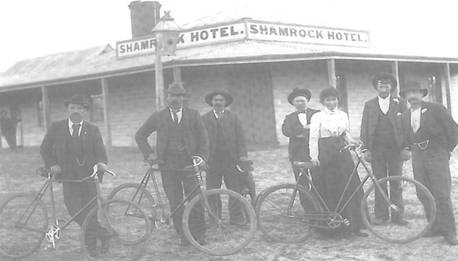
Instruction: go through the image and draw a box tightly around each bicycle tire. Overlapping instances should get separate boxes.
[182,189,257,256]
[361,176,437,243]
[0,193,48,260]
[107,183,156,219]
[80,199,151,260]
[256,183,320,243]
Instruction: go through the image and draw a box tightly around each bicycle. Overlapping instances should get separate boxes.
[256,143,436,244]
[0,166,151,260]
[107,157,257,256]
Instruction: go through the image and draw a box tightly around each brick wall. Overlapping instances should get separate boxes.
[3,60,453,148]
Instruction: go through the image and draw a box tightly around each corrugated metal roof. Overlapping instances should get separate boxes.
[1,19,458,91]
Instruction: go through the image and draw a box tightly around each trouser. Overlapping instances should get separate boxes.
[371,148,404,221]
[63,181,108,250]
[412,146,456,237]
[3,131,16,150]
[161,152,206,240]
[207,153,244,224]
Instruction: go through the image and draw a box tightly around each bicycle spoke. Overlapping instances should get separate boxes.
[362,176,435,243]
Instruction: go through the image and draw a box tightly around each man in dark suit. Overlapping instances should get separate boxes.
[202,90,248,225]
[135,82,209,246]
[360,73,408,225]
[400,81,458,245]
[282,88,319,195]
[40,95,110,256]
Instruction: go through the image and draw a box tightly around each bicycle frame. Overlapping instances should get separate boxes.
[15,174,104,248]
[126,164,219,223]
[295,149,395,224]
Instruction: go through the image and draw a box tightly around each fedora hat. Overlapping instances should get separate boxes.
[64,94,90,109]
[205,90,234,107]
[167,82,187,95]
[372,73,397,90]
[287,88,312,105]
[400,81,428,98]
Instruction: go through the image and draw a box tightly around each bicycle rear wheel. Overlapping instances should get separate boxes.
[81,199,151,260]
[182,189,257,256]
[256,184,320,243]
[0,193,48,259]
[361,176,436,243]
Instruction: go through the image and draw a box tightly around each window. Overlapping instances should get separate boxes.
[336,75,348,113]
[90,94,104,122]
[427,76,442,104]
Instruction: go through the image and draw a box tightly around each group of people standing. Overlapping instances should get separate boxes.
[283,73,458,245]
[39,72,458,256]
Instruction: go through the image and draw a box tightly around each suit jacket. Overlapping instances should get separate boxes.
[202,110,247,162]
[135,107,209,161]
[282,108,319,162]
[40,120,108,178]
[401,101,458,152]
[360,96,407,151]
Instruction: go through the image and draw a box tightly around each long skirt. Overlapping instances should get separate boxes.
[313,136,364,235]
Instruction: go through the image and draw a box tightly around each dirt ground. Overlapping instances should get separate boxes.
[1,146,458,261]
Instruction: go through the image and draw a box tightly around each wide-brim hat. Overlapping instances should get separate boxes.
[64,94,90,109]
[167,82,187,95]
[205,90,234,107]
[372,73,398,90]
[400,81,428,98]
[287,88,312,105]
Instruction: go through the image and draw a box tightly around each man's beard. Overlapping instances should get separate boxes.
[69,112,82,123]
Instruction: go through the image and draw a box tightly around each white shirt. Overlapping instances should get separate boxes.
[297,111,308,127]
[169,107,182,123]
[378,95,390,114]
[411,107,421,133]
[213,109,225,119]
[309,108,350,161]
[68,119,83,136]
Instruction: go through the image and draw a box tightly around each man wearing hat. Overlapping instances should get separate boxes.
[202,90,248,225]
[282,88,319,199]
[135,82,209,246]
[40,94,111,256]
[400,81,458,245]
[360,73,408,225]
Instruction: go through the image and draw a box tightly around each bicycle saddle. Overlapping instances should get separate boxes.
[292,161,314,169]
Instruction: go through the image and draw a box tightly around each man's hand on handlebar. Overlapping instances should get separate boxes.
[50,165,62,176]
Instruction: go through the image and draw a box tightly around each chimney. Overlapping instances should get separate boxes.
[129,1,161,39]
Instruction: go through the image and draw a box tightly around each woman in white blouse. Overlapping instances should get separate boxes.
[309,87,368,237]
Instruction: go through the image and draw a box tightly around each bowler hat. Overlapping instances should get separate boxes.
[64,94,89,109]
[372,73,398,90]
[167,82,187,95]
[205,90,234,107]
[400,81,428,98]
[287,88,312,105]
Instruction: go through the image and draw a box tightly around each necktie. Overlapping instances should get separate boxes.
[172,110,179,124]
[72,123,81,137]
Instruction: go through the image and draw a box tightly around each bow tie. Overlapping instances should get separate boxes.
[298,111,306,114]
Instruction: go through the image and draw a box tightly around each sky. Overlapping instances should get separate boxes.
[0,0,458,72]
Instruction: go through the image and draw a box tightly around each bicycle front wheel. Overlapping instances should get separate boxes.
[361,176,436,243]
[107,183,156,220]
[81,199,151,260]
[0,193,48,259]
[182,189,257,256]
[256,184,320,243]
